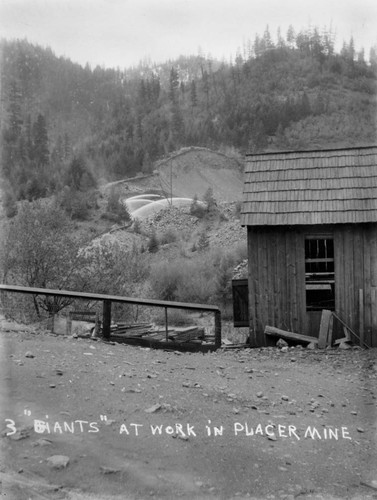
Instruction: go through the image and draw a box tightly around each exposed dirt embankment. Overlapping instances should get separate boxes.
[120,147,244,203]
[156,148,243,202]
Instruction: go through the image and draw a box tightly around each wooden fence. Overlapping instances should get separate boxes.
[0,284,221,348]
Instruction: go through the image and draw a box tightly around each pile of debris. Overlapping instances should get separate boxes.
[104,322,210,347]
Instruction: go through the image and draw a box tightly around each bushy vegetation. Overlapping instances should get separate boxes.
[0,199,150,319]
[149,243,247,316]
[104,185,131,224]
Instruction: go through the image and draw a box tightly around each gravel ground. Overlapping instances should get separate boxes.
[1,321,377,500]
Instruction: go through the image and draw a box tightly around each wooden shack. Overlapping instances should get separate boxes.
[240,146,377,347]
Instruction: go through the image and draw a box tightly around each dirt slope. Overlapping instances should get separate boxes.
[122,148,244,202]
[1,321,377,500]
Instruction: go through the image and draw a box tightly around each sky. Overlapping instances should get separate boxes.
[0,0,376,69]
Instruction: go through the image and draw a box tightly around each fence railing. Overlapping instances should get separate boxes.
[0,284,221,348]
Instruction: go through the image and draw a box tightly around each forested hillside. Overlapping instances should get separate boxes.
[1,26,377,209]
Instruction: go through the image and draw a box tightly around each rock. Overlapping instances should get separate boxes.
[256,391,264,398]
[339,342,351,350]
[25,351,35,358]
[33,438,53,447]
[47,455,70,469]
[9,427,31,441]
[281,395,289,401]
[277,338,288,349]
[178,434,189,441]
[268,434,277,441]
[281,346,289,353]
[306,343,316,350]
[100,466,121,474]
[357,427,365,433]
[145,404,162,413]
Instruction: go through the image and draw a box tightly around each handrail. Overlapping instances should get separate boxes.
[0,284,221,347]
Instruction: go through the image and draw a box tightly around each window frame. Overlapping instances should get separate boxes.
[305,234,335,312]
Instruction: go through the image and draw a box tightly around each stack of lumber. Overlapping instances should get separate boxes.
[108,323,205,344]
[166,326,205,343]
[109,323,153,337]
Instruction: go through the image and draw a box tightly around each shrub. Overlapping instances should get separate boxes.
[147,232,159,253]
[153,309,193,326]
[160,228,178,245]
[190,194,206,218]
[133,218,141,233]
[3,189,18,218]
[197,231,210,251]
[203,187,217,211]
[150,261,182,300]
[106,186,131,223]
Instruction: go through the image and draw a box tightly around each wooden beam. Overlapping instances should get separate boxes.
[332,312,370,349]
[0,284,219,312]
[264,325,318,344]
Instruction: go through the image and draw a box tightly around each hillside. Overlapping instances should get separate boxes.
[1,29,377,207]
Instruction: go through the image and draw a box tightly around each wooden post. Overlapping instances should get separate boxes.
[165,307,169,341]
[214,310,221,349]
[359,289,364,348]
[66,313,72,336]
[318,309,332,349]
[327,313,334,346]
[102,300,112,340]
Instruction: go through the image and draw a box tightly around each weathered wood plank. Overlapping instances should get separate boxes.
[318,309,332,348]
[264,325,318,344]
[363,227,372,347]
[344,227,354,328]
[372,287,377,347]
[359,289,364,348]
[296,230,306,334]
[334,228,343,338]
[248,229,258,346]
[327,314,334,346]
[332,312,370,348]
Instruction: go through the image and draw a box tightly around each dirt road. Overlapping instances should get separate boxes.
[1,324,377,499]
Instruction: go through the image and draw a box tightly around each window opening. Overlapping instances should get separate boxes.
[305,236,335,311]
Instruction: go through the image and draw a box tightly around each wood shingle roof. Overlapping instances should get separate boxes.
[241,146,377,226]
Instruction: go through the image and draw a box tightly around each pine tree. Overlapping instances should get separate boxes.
[169,67,179,103]
[190,80,197,108]
[32,113,49,166]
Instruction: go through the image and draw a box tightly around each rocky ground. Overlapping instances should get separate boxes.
[1,316,377,500]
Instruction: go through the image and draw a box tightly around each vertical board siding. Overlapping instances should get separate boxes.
[345,228,355,328]
[247,227,307,344]
[247,229,257,344]
[247,224,377,347]
[363,228,372,347]
[296,230,306,334]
